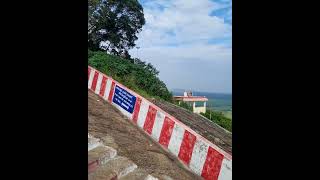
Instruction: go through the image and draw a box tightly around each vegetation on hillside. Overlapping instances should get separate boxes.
[89,50,173,101]
[87,0,231,132]
[200,110,232,132]
[173,101,193,112]
[174,100,232,132]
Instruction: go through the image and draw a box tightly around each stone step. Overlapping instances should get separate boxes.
[88,145,117,173]
[88,156,138,180]
[161,175,174,180]
[120,168,158,180]
[100,135,119,150]
[88,137,103,151]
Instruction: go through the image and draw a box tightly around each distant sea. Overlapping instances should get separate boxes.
[171,89,232,119]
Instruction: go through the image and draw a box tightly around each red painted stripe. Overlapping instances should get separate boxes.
[108,81,116,102]
[178,130,197,165]
[88,67,91,80]
[91,71,99,91]
[99,76,108,97]
[201,147,224,180]
[88,160,98,173]
[158,116,175,148]
[143,106,157,134]
[132,97,142,123]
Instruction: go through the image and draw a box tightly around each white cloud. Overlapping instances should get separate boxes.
[135,0,231,47]
[136,44,231,63]
[130,0,232,93]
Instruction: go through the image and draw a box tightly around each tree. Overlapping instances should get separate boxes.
[88,52,173,101]
[88,0,145,55]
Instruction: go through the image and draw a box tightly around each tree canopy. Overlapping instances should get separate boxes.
[88,51,173,101]
[88,0,145,56]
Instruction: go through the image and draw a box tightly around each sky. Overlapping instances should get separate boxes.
[129,0,232,94]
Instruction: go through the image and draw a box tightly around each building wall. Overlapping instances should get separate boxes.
[193,106,206,114]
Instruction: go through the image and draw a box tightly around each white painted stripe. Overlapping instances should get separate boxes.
[88,69,95,89]
[88,142,102,151]
[94,73,103,94]
[189,139,209,175]
[151,110,165,141]
[112,101,133,119]
[87,66,232,179]
[136,99,150,128]
[103,78,112,100]
[167,124,185,156]
[218,158,232,180]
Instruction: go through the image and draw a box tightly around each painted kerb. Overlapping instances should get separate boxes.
[88,66,232,180]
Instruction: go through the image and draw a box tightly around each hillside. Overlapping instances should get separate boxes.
[89,51,231,132]
[88,50,172,102]
[150,98,232,154]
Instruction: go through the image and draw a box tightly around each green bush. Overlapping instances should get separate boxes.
[200,109,232,132]
[88,51,173,101]
[174,101,193,112]
[88,49,94,59]
[174,100,231,132]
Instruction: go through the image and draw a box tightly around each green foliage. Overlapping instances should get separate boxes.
[174,101,193,112]
[88,51,173,101]
[200,109,232,132]
[174,99,232,132]
[88,49,94,58]
[88,0,145,55]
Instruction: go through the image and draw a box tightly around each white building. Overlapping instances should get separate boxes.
[174,91,208,114]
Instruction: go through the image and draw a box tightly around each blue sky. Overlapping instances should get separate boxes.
[129,0,232,94]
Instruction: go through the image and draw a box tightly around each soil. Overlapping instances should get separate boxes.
[88,90,201,180]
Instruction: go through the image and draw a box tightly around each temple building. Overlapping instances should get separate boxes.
[173,91,208,114]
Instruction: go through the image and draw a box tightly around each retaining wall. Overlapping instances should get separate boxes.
[88,66,232,180]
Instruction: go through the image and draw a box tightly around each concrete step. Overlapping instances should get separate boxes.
[161,175,174,180]
[88,137,103,151]
[88,145,117,173]
[88,133,93,138]
[120,168,158,180]
[88,156,137,180]
[100,135,119,150]
[88,169,118,180]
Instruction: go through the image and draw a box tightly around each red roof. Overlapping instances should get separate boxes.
[173,96,208,102]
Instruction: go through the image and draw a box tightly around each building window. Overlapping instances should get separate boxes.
[194,101,205,107]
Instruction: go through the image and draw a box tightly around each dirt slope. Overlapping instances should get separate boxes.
[88,90,201,180]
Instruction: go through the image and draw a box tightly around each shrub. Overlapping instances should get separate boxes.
[88,51,173,101]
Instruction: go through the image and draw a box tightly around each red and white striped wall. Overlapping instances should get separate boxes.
[88,66,232,180]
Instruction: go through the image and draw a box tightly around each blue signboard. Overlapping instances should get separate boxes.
[112,85,137,114]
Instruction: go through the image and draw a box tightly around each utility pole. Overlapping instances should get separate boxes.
[209,101,212,119]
